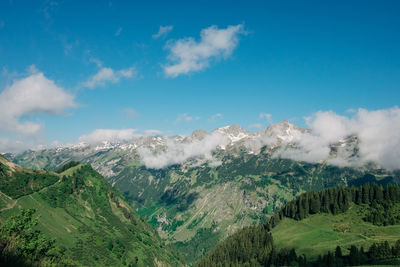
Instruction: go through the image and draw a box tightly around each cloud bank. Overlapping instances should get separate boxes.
[138,132,228,169]
[0,71,76,135]
[164,24,246,77]
[137,107,400,171]
[275,107,400,170]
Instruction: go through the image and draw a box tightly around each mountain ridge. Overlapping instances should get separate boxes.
[4,120,399,263]
[0,156,182,266]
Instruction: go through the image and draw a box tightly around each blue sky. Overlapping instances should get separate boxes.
[0,0,399,150]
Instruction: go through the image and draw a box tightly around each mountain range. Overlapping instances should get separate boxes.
[5,121,400,263]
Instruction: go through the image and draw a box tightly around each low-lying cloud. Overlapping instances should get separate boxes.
[137,107,400,171]
[275,107,400,170]
[138,132,228,169]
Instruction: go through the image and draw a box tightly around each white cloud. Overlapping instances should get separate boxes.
[122,108,138,119]
[248,123,263,129]
[259,112,272,122]
[0,139,30,154]
[152,25,173,39]
[83,66,135,89]
[138,107,400,170]
[143,129,163,136]
[176,113,200,122]
[79,129,137,144]
[208,113,223,122]
[89,57,103,68]
[275,107,400,170]
[164,24,246,77]
[138,132,228,169]
[27,64,39,74]
[0,71,76,135]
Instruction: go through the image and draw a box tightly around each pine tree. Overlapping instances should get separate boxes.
[335,246,342,258]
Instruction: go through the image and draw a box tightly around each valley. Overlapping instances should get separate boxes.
[7,121,400,264]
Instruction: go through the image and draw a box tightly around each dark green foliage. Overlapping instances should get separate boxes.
[174,227,221,263]
[0,209,77,266]
[363,201,400,226]
[195,226,275,267]
[0,162,183,266]
[39,167,85,208]
[195,226,308,266]
[197,229,400,267]
[56,161,80,173]
[0,168,59,199]
[197,183,400,266]
[264,183,400,230]
[313,240,400,266]
[0,161,9,177]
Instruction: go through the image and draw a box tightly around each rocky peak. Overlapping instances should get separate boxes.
[191,129,209,140]
[265,120,308,142]
[214,124,250,143]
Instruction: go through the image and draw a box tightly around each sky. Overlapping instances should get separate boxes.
[0,0,399,152]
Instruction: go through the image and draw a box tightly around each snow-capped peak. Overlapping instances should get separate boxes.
[214,124,250,143]
[265,120,308,142]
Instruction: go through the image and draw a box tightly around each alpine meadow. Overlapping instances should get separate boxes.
[0,1,400,266]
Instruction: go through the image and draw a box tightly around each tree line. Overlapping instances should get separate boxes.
[265,183,400,230]
[196,183,400,266]
[313,240,400,267]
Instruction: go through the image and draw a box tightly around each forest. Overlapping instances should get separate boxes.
[197,183,400,266]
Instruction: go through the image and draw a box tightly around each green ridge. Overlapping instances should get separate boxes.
[0,158,182,266]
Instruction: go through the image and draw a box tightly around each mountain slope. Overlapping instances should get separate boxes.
[272,204,400,260]
[196,183,400,266]
[0,156,182,266]
[7,122,400,263]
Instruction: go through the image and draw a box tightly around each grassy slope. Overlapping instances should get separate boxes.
[10,149,400,264]
[272,203,400,260]
[0,160,182,266]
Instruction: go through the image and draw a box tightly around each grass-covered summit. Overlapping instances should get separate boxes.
[0,156,182,266]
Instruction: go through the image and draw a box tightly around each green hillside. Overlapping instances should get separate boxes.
[0,156,182,266]
[196,183,400,266]
[9,149,400,264]
[272,204,400,260]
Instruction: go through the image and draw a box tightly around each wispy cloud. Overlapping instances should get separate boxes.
[143,129,163,136]
[89,57,103,68]
[0,67,76,135]
[79,129,137,144]
[176,113,200,122]
[259,112,272,122]
[122,108,138,119]
[208,113,223,122]
[82,66,136,89]
[163,24,246,77]
[248,123,263,129]
[152,25,173,39]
